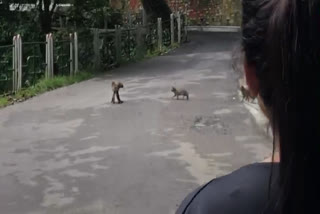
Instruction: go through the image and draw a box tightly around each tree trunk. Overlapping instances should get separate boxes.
[141,0,172,23]
[40,13,52,34]
[38,0,56,35]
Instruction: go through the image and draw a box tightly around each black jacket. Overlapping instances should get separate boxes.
[176,163,279,214]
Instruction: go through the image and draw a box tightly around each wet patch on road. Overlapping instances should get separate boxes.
[41,176,75,208]
[69,146,121,157]
[213,108,232,115]
[192,115,231,135]
[146,139,232,185]
[60,169,96,178]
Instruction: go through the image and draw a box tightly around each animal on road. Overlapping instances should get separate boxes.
[171,87,189,100]
[240,85,255,102]
[111,81,124,104]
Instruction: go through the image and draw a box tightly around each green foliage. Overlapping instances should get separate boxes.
[0,5,41,45]
[0,17,14,45]
[70,0,111,28]
[68,1,124,29]
[15,12,41,41]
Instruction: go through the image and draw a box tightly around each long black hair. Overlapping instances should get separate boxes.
[241,0,320,213]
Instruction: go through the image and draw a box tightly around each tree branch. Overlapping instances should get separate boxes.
[50,0,60,16]
[38,0,43,13]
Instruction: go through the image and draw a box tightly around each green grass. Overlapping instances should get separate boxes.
[32,72,93,93]
[0,97,9,107]
[0,71,93,109]
[145,43,179,59]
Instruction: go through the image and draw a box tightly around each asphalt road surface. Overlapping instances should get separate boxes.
[0,32,272,214]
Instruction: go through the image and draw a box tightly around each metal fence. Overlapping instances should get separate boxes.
[54,39,71,76]
[0,12,187,95]
[22,41,46,87]
[121,28,137,61]
[144,23,158,54]
[100,31,117,69]
[0,45,14,94]
[77,31,94,71]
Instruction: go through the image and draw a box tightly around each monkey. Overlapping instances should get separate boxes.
[171,87,189,100]
[240,85,255,102]
[111,81,124,104]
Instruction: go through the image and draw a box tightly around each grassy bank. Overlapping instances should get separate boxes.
[0,72,93,108]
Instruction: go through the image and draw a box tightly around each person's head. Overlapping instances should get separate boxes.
[241,0,320,213]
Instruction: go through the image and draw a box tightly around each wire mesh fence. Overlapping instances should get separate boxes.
[77,31,94,71]
[144,23,158,54]
[54,40,71,76]
[181,14,188,42]
[21,42,46,87]
[0,45,13,94]
[162,19,171,47]
[121,28,137,61]
[100,31,117,69]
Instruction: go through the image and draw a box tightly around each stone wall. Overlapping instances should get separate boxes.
[168,0,241,26]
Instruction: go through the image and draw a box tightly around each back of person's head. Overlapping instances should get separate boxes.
[241,0,320,213]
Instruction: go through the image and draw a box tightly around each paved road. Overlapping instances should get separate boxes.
[0,32,271,214]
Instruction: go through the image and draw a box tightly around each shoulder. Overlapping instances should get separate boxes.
[176,163,278,214]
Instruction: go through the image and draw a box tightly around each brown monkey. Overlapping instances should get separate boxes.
[240,85,255,102]
[171,87,189,100]
[111,81,124,104]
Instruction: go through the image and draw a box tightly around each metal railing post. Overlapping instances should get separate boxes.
[45,33,54,79]
[17,34,22,90]
[69,33,74,76]
[170,14,174,46]
[74,32,79,74]
[157,18,162,52]
[45,34,48,79]
[50,34,54,78]
[177,12,181,44]
[12,36,17,92]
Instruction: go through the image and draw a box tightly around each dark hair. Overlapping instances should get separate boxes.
[241,0,320,213]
